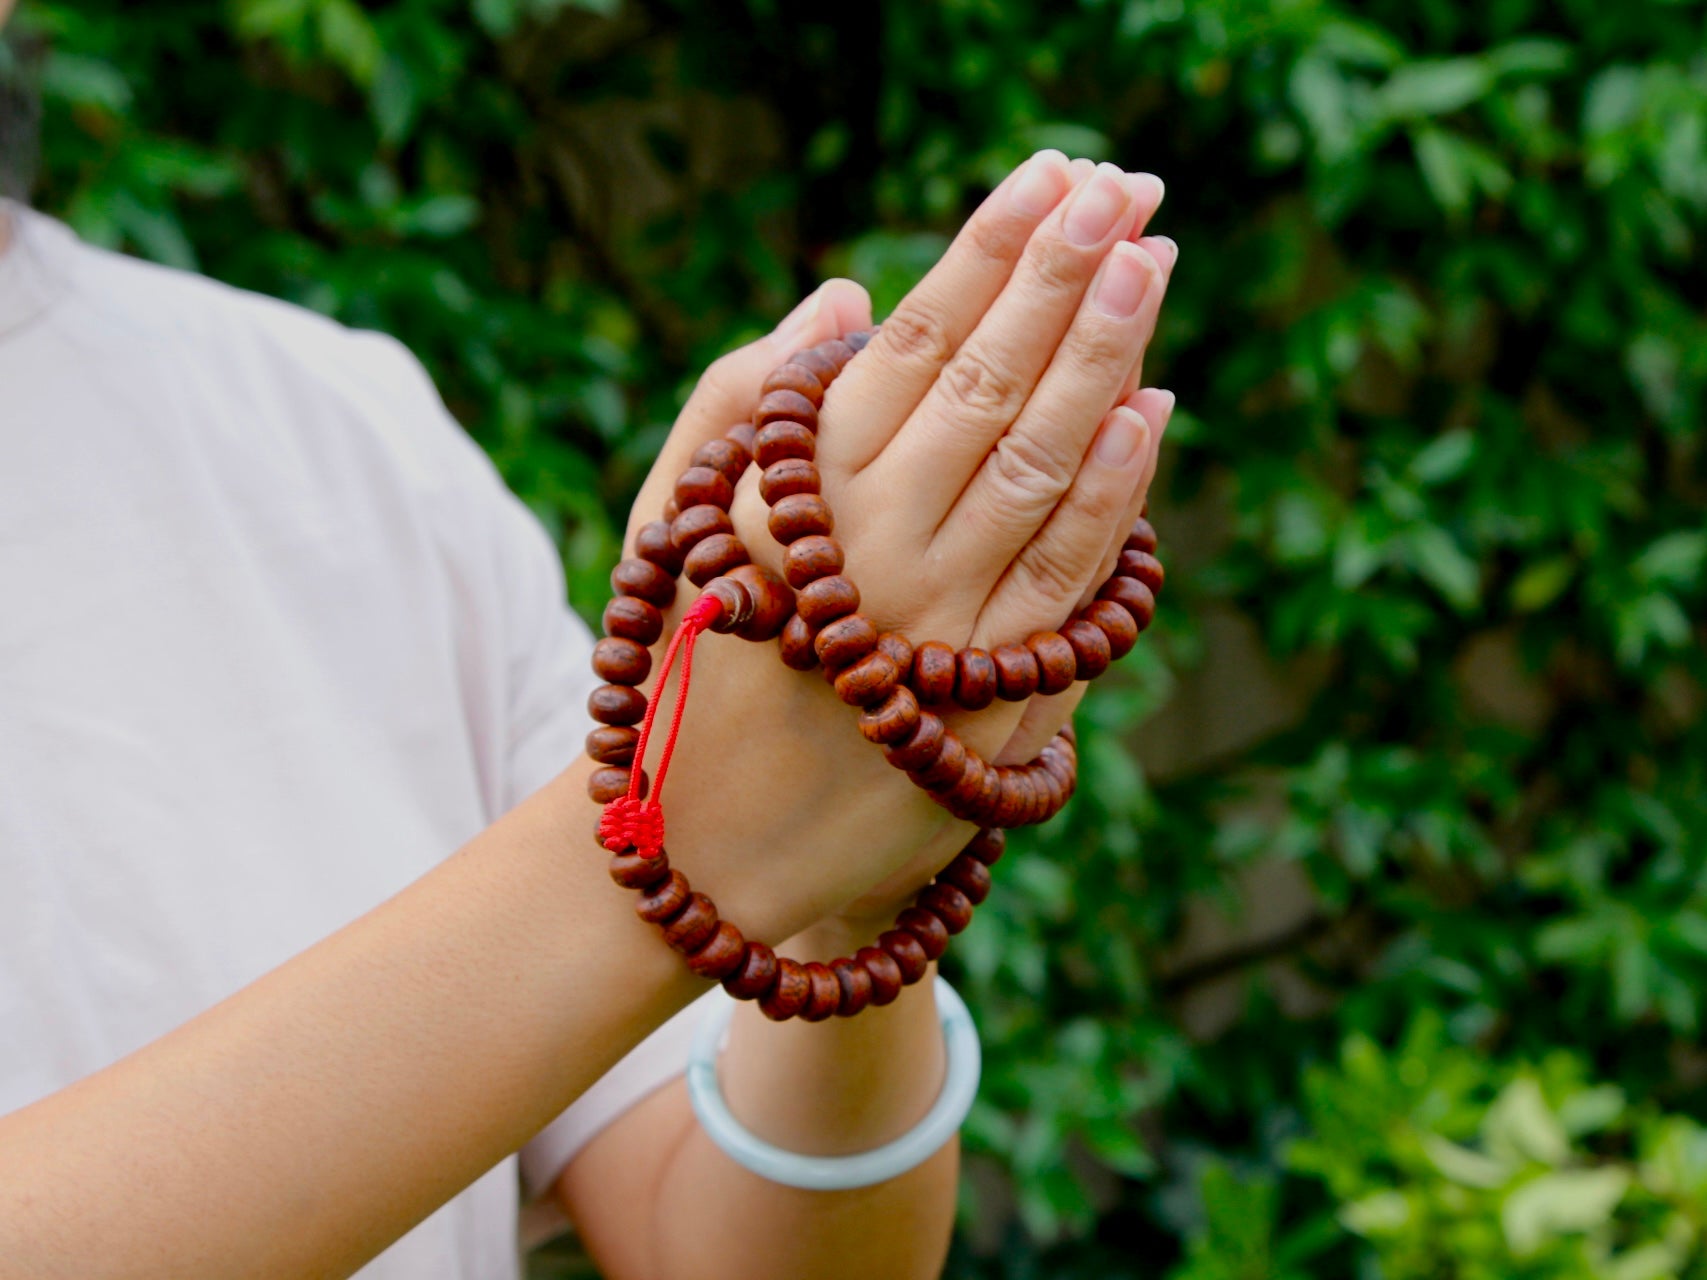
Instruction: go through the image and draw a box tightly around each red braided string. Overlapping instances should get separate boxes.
[599,592,723,858]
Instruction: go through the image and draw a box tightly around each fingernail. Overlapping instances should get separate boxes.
[1131,172,1166,211]
[1064,167,1131,246]
[1091,243,1155,319]
[772,287,822,347]
[1095,406,1149,467]
[1009,151,1069,217]
[1154,389,1177,435]
[1150,236,1178,270]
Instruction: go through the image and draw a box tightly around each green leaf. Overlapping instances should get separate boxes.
[1501,1167,1630,1256]
[1379,59,1493,119]
[1407,429,1475,486]
[1510,556,1576,612]
[1405,525,1481,612]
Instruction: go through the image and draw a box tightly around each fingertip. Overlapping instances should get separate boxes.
[1138,233,1178,275]
[818,276,875,336]
[1093,404,1151,469]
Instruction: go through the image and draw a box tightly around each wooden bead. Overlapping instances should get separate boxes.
[768,493,834,544]
[991,643,1040,701]
[797,575,860,627]
[966,828,1006,866]
[588,766,630,803]
[753,420,817,468]
[1085,599,1138,659]
[920,883,975,934]
[779,612,820,671]
[813,613,878,668]
[885,712,945,772]
[834,650,900,708]
[914,732,968,792]
[636,870,691,924]
[799,961,842,1022]
[726,564,796,642]
[1027,631,1080,694]
[674,465,734,512]
[609,849,671,890]
[726,421,756,454]
[692,437,750,488]
[686,921,747,980]
[991,768,1029,828]
[845,328,876,353]
[1098,576,1157,629]
[879,929,931,984]
[663,893,720,953]
[604,595,664,646]
[685,532,750,586]
[954,648,998,710]
[593,636,651,686]
[784,534,844,588]
[911,641,957,704]
[856,946,904,1006]
[1125,517,1158,554]
[611,558,675,608]
[760,957,811,1021]
[756,388,819,429]
[896,906,950,961]
[1118,548,1165,592]
[1061,619,1111,681]
[634,520,684,575]
[819,338,857,371]
[671,503,733,552]
[859,685,920,745]
[969,765,1005,826]
[586,725,639,766]
[876,631,913,676]
[789,347,840,384]
[939,854,993,905]
[941,756,992,817]
[723,942,779,1000]
[832,959,873,1017]
[759,458,820,505]
[761,363,825,408]
[589,683,648,726]
[701,576,752,635]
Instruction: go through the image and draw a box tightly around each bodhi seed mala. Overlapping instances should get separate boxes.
[584,329,1164,1023]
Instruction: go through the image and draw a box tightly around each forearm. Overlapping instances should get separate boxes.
[0,760,699,1280]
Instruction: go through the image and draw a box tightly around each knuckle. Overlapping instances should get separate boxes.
[1069,317,1135,375]
[1013,537,1089,610]
[879,304,956,370]
[1025,236,1088,296]
[988,430,1073,508]
[939,346,1026,420]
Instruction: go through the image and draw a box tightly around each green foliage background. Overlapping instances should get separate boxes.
[11,0,1707,1274]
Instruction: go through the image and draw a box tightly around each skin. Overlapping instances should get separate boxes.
[0,129,1176,1280]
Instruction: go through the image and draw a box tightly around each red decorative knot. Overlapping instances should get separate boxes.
[599,797,664,857]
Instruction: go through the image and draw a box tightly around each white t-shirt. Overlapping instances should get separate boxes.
[0,204,703,1278]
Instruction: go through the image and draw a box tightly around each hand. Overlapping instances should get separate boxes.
[620,151,1177,946]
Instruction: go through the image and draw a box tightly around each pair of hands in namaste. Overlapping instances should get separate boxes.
[618,150,1176,948]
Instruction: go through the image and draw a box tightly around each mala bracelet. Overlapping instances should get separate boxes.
[584,329,1163,1020]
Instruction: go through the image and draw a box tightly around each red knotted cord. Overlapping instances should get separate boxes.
[599,592,724,858]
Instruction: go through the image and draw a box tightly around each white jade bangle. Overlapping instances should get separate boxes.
[685,975,981,1191]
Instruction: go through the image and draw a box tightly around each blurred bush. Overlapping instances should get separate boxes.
[13,0,1707,1274]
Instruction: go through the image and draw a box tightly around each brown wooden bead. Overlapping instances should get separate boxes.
[691,438,750,489]
[911,641,958,704]
[813,613,878,668]
[885,712,945,771]
[636,870,691,924]
[1061,618,1111,681]
[588,766,630,803]
[753,420,817,468]
[965,828,1006,866]
[671,503,733,552]
[756,388,819,429]
[686,921,748,979]
[685,532,750,586]
[759,458,820,505]
[779,612,820,670]
[834,650,900,708]
[609,849,671,890]
[723,942,779,1000]
[604,595,664,646]
[663,893,720,953]
[760,957,811,1021]
[633,519,684,575]
[819,338,857,371]
[832,959,873,1017]
[954,648,998,710]
[799,961,842,1022]
[920,883,974,934]
[845,328,876,352]
[589,683,647,726]
[939,854,993,905]
[879,929,931,984]
[1026,631,1079,694]
[876,631,913,676]
[969,765,1006,827]
[1118,548,1165,593]
[896,906,950,961]
[855,945,904,1006]
[701,576,752,635]
[1085,599,1139,659]
[586,724,639,766]
[859,686,920,744]
[991,768,1029,828]
[789,346,840,384]
[674,464,734,512]
[593,636,651,686]
[761,363,825,408]
[941,756,992,818]
[1125,517,1158,554]
[726,421,756,454]
[725,564,796,642]
[768,493,834,544]
[793,576,855,629]
[914,731,969,792]
[783,534,844,588]
[611,558,675,608]
[991,643,1041,701]
[1098,576,1157,629]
